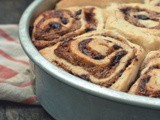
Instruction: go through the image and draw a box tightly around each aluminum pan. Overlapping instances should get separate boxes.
[19,0,160,110]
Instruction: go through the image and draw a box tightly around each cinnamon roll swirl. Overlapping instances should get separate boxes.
[32,6,104,49]
[129,50,160,97]
[105,3,160,51]
[40,30,145,91]
[145,0,160,6]
[56,0,143,9]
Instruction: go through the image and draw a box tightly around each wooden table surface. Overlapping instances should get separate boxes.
[0,101,55,120]
[0,0,56,119]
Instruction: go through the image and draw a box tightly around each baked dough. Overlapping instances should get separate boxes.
[105,3,160,51]
[145,0,160,6]
[32,6,105,49]
[40,30,145,91]
[56,0,143,9]
[129,50,160,97]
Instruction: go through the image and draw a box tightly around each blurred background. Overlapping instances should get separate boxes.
[0,0,33,24]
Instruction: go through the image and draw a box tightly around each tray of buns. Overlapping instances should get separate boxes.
[19,0,160,119]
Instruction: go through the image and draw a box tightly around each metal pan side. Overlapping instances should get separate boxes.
[19,0,160,113]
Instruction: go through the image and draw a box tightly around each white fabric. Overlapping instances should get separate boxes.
[0,25,38,104]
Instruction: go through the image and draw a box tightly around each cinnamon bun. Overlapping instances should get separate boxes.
[40,30,145,91]
[129,50,160,97]
[105,3,160,51]
[145,0,160,6]
[32,6,104,49]
[56,0,143,9]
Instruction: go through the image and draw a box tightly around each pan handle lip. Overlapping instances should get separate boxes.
[19,0,160,110]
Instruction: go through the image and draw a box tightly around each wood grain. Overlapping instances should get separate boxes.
[0,101,55,120]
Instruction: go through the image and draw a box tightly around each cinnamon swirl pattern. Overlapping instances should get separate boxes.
[129,50,160,97]
[145,0,160,6]
[105,3,160,51]
[32,6,104,49]
[40,31,145,91]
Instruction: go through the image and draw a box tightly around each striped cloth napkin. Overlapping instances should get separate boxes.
[0,25,38,104]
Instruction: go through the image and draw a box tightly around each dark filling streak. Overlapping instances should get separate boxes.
[49,22,62,30]
[112,44,121,50]
[60,17,68,24]
[125,58,132,68]
[118,57,137,91]
[61,38,73,47]
[85,27,96,32]
[120,7,160,29]
[149,65,159,70]
[110,51,127,67]
[136,65,160,96]
[135,70,141,80]
[84,8,97,32]
[138,76,151,95]
[78,38,105,60]
[120,7,131,15]
[118,69,124,77]
[78,74,90,81]
[133,15,150,20]
[75,9,82,16]
[84,8,95,22]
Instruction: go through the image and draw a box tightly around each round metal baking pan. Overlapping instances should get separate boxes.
[19,0,160,120]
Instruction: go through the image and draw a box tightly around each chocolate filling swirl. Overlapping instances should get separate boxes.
[39,31,144,91]
[78,38,105,60]
[32,6,102,49]
[51,32,144,89]
[135,66,160,97]
[32,9,81,49]
[129,51,160,98]
[120,7,160,29]
[54,37,127,80]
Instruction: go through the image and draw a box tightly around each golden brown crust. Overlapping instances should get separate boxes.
[32,6,105,49]
[40,30,145,92]
[129,50,160,97]
[31,0,160,98]
[56,0,143,9]
[105,3,160,51]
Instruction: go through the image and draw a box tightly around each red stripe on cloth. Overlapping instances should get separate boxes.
[0,81,33,88]
[0,65,18,79]
[19,81,33,87]
[0,28,19,44]
[0,49,29,65]
[21,96,37,104]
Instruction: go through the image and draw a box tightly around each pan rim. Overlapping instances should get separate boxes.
[19,0,160,110]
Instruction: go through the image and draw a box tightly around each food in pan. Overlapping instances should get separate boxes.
[32,6,104,49]
[145,0,160,6]
[56,0,143,9]
[129,50,160,97]
[105,3,160,51]
[39,30,145,92]
[31,0,160,98]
